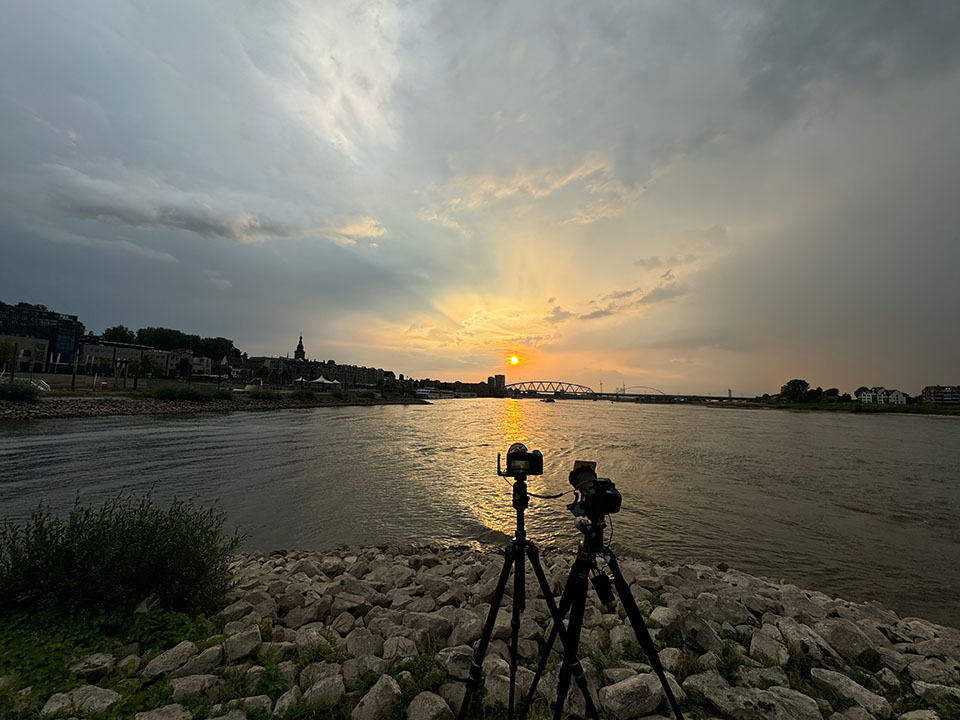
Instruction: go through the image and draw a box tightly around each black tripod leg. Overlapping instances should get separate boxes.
[607,551,685,720]
[508,541,525,720]
[554,550,590,720]
[457,542,516,720]
[520,553,578,717]
[523,544,600,720]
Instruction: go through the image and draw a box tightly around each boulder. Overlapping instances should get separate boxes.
[383,636,419,660]
[143,641,199,678]
[300,662,342,690]
[69,653,115,682]
[814,620,880,666]
[912,680,960,704]
[134,704,192,720]
[351,674,402,720]
[750,625,789,666]
[407,691,454,720]
[483,667,535,708]
[225,626,262,663]
[172,645,223,678]
[598,673,664,719]
[170,674,223,703]
[680,614,723,653]
[303,675,346,708]
[346,628,385,658]
[41,685,122,716]
[810,668,892,717]
[403,612,453,641]
[436,646,474,681]
[273,686,302,716]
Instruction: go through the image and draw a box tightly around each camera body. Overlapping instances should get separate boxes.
[500,442,543,477]
[568,461,622,518]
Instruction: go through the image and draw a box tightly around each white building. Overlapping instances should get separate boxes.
[860,386,906,405]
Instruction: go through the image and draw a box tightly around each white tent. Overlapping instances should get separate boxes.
[309,375,341,386]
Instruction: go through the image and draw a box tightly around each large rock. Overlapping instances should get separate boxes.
[814,620,880,666]
[41,685,122,716]
[683,671,820,720]
[436,646,474,681]
[403,612,453,641]
[483,667,535,708]
[225,626,262,663]
[351,674,402,720]
[750,625,789,666]
[170,674,223,703]
[274,686,302,716]
[172,645,223,678]
[407,691,454,720]
[680,614,723,653]
[599,673,664,719]
[303,675,346,708]
[346,628,385,658]
[134,705,192,720]
[143,641,199,677]
[810,668,892,717]
[69,653,116,682]
[300,661,342,690]
[912,680,960,704]
[449,616,483,647]
[384,636,419,660]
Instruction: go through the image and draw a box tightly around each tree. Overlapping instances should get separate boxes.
[802,386,824,403]
[0,338,14,370]
[855,386,870,398]
[840,393,852,402]
[103,325,136,343]
[780,379,810,403]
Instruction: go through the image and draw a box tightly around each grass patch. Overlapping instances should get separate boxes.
[645,591,667,607]
[0,492,245,616]
[715,642,744,685]
[673,649,704,680]
[0,382,40,403]
[292,389,318,401]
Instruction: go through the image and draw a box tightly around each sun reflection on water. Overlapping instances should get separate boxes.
[468,399,532,536]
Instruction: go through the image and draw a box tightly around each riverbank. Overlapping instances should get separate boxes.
[3,544,957,719]
[709,401,960,417]
[0,393,429,421]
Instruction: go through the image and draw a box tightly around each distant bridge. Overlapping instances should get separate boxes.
[505,381,595,396]
[505,380,755,403]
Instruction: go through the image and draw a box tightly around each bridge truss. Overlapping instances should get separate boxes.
[505,380,595,395]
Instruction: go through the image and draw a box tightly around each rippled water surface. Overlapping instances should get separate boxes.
[2,400,959,624]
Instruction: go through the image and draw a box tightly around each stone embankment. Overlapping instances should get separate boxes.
[12,545,960,719]
[0,394,427,421]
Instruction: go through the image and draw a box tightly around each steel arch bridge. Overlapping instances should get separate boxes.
[505,381,595,395]
[622,385,666,395]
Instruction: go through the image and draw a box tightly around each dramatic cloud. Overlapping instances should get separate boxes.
[1,1,958,393]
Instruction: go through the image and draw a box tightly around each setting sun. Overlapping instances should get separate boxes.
[508,355,519,365]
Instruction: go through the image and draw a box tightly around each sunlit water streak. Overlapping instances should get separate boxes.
[1,400,959,624]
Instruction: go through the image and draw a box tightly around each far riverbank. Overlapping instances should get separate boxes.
[0,392,429,422]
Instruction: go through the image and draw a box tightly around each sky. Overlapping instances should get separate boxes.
[1,1,958,395]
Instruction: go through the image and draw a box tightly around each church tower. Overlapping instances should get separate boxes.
[294,335,306,361]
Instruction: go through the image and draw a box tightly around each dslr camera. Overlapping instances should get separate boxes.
[567,460,622,519]
[499,442,543,477]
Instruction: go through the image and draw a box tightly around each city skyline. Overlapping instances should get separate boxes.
[2,3,959,396]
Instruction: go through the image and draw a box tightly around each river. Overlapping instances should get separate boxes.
[1,399,958,625]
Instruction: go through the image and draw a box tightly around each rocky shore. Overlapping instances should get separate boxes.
[0,394,428,422]
[5,544,959,720]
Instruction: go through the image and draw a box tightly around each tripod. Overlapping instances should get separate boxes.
[520,516,685,720]
[457,472,600,720]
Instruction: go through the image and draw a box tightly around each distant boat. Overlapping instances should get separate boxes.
[540,397,555,403]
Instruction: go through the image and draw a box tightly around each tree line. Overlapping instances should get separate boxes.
[102,325,241,361]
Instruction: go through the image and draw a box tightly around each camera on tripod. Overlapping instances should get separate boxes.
[567,460,622,518]
[498,442,543,477]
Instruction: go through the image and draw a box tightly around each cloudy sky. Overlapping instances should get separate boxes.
[1,1,958,395]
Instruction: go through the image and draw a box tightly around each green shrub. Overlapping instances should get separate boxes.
[359,390,377,399]
[0,493,245,616]
[212,389,235,401]
[0,382,40,403]
[292,389,317,401]
[248,390,282,400]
